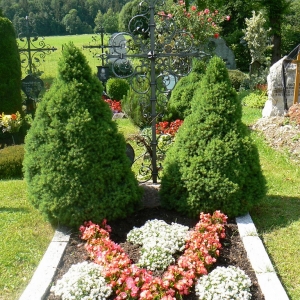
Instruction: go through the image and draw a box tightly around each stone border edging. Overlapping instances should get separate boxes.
[18,227,71,300]
[236,213,289,300]
[19,213,290,300]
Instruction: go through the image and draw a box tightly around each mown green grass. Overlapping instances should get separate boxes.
[0,180,54,300]
[249,131,300,300]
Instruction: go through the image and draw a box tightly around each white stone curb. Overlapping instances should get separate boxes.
[19,227,71,300]
[236,213,290,300]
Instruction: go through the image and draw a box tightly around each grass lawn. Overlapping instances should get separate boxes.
[19,34,107,91]
[0,180,54,300]
[243,106,300,299]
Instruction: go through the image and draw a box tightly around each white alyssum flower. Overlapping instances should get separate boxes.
[195,266,252,300]
[50,261,112,300]
[127,219,189,270]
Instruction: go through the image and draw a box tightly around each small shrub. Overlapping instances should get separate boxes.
[242,90,267,108]
[23,43,142,228]
[0,145,24,179]
[106,77,130,101]
[228,69,248,91]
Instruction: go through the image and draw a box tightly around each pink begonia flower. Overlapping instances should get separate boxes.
[204,8,210,14]
[191,5,196,11]
[226,15,231,20]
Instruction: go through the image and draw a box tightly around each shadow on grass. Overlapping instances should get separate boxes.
[0,207,30,213]
[250,194,300,233]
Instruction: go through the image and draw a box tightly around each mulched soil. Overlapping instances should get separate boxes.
[45,184,265,300]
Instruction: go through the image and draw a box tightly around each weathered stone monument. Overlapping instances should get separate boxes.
[263,56,300,117]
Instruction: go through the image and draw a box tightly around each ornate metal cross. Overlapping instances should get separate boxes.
[105,0,206,183]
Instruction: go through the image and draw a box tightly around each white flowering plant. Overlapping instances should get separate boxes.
[50,261,112,300]
[126,219,190,271]
[195,266,252,300]
[0,111,22,133]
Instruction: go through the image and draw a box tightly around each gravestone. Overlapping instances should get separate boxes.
[208,38,236,69]
[21,75,44,99]
[262,56,299,117]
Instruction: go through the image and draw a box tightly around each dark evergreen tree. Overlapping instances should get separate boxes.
[23,42,142,228]
[0,15,22,114]
[160,56,266,218]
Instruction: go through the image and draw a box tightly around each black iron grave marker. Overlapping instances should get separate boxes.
[21,74,44,115]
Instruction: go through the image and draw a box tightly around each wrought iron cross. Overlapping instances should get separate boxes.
[108,0,206,183]
[18,16,57,75]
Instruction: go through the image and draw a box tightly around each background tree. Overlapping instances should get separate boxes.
[94,10,104,33]
[160,56,266,218]
[276,0,300,56]
[23,42,142,227]
[0,15,22,115]
[260,0,292,65]
[101,8,118,33]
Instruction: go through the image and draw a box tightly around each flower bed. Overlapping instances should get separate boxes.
[76,211,229,299]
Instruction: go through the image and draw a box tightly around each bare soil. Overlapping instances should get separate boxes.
[45,183,265,300]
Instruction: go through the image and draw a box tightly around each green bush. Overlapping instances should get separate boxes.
[0,145,24,179]
[106,77,130,101]
[165,59,206,121]
[228,69,248,91]
[159,56,266,218]
[23,42,142,228]
[0,16,22,114]
[242,90,267,109]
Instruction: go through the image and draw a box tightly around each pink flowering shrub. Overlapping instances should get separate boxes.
[157,2,230,46]
[80,211,227,299]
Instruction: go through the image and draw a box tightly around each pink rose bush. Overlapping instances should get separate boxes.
[79,211,227,299]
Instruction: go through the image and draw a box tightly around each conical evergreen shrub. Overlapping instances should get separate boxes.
[160,56,266,218]
[23,42,142,227]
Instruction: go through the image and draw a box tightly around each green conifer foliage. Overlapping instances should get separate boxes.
[23,42,142,228]
[166,59,206,121]
[160,56,266,218]
[0,16,22,114]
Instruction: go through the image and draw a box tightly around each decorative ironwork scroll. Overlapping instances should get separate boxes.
[18,16,57,75]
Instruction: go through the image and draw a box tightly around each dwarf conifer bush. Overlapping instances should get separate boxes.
[160,56,266,218]
[23,42,142,227]
[166,59,206,121]
[106,77,130,101]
